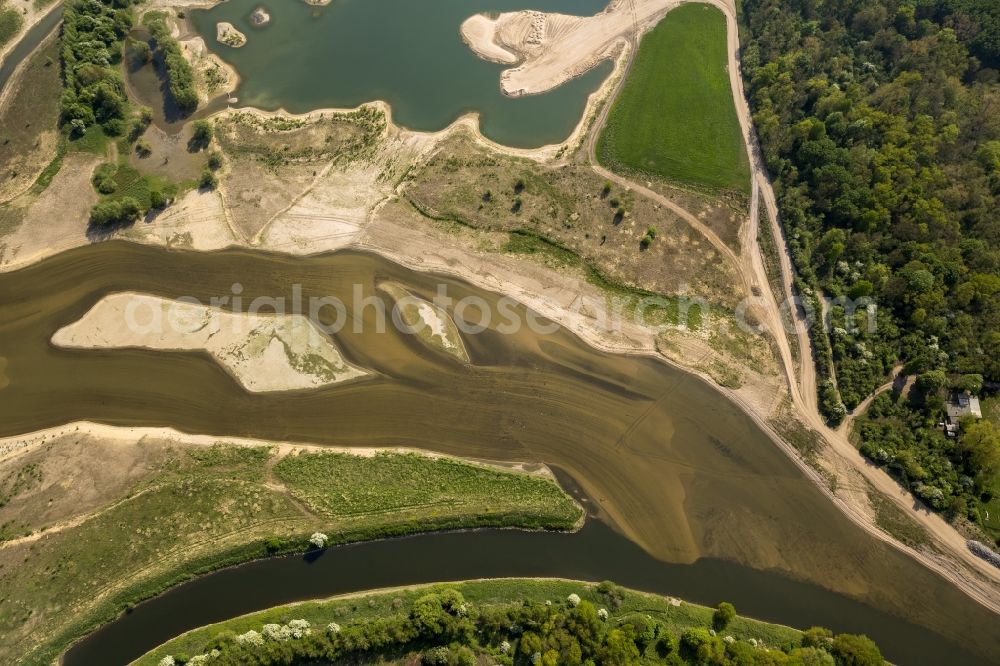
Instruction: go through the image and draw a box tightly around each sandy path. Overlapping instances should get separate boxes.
[707,0,1000,596]
[576,0,1000,611]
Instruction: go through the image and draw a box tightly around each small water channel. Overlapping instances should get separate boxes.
[64,521,993,666]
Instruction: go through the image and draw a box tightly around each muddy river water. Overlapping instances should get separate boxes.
[1,243,998,663]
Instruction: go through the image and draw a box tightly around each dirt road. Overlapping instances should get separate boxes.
[586,0,1000,612]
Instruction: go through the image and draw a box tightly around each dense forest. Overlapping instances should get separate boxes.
[739,0,1000,422]
[739,0,1000,542]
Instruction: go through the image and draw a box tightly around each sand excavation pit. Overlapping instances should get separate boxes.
[51,293,368,392]
[461,0,681,96]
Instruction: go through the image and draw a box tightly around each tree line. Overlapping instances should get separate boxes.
[153,584,885,666]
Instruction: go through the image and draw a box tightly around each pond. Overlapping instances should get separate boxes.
[189,0,614,147]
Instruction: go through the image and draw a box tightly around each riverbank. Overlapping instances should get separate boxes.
[0,0,60,76]
[0,424,581,664]
[136,578,822,666]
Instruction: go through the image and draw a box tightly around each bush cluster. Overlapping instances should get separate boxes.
[60,0,137,136]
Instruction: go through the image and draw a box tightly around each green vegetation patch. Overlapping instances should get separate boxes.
[275,451,581,530]
[143,12,198,113]
[597,5,750,193]
[1,441,579,664]
[137,579,885,666]
[0,3,24,51]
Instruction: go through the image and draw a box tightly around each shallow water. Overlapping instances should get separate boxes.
[189,0,614,147]
[1,242,999,663]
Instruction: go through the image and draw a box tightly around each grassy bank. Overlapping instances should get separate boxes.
[0,435,580,664]
[597,4,750,193]
[0,1,23,51]
[137,579,884,665]
[406,134,740,310]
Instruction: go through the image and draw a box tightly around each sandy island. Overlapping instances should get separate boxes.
[51,293,368,392]
[378,281,470,363]
[461,0,681,96]
[216,22,247,48]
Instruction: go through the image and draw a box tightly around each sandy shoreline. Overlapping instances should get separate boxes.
[0,421,562,483]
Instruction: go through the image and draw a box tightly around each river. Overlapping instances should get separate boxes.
[188,0,613,147]
[0,242,998,664]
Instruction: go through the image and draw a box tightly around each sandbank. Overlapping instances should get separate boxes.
[51,292,368,392]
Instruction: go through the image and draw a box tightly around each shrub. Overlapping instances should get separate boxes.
[149,189,167,209]
[712,601,736,630]
[89,196,142,228]
[199,168,218,190]
[830,633,884,666]
[135,139,152,157]
[207,152,223,170]
[190,120,213,150]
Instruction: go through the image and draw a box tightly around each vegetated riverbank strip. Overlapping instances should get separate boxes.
[67,523,989,666]
[0,425,582,664]
[0,0,62,80]
[0,2,62,98]
[2,242,999,664]
[134,578,816,665]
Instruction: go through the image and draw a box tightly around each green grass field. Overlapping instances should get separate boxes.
[597,4,750,193]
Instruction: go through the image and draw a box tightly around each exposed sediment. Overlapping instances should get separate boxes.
[51,292,368,392]
[460,0,680,96]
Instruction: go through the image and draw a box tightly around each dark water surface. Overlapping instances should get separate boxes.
[0,243,997,664]
[65,522,992,666]
[189,0,613,147]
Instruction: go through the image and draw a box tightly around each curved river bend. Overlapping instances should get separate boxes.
[0,243,997,663]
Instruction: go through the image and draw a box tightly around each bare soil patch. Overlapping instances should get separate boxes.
[215,110,374,240]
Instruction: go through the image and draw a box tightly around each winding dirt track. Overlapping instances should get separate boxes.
[587,0,1000,612]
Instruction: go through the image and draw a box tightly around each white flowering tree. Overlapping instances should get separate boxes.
[567,593,581,607]
[309,532,329,548]
[236,629,264,647]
